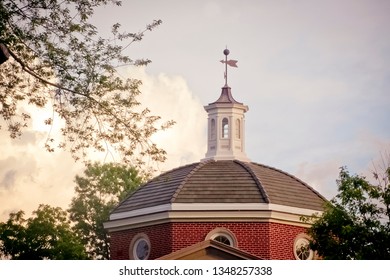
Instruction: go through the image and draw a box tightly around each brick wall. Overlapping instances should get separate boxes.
[268,223,306,259]
[109,223,173,260]
[171,222,271,259]
[109,221,307,260]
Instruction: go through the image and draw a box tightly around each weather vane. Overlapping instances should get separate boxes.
[220,48,238,86]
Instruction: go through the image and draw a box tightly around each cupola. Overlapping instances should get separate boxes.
[203,49,250,162]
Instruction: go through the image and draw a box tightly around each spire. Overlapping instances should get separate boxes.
[202,49,250,162]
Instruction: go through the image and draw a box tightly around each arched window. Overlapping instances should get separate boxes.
[235,119,241,139]
[213,235,232,245]
[205,228,237,247]
[210,119,216,140]
[222,118,229,139]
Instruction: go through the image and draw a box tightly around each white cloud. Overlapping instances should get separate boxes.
[0,125,83,220]
[124,67,207,172]
[295,160,341,200]
[0,68,206,221]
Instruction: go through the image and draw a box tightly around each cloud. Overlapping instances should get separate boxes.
[0,68,206,221]
[122,67,207,172]
[295,160,342,200]
[2,0,389,221]
[0,120,83,221]
[0,169,17,190]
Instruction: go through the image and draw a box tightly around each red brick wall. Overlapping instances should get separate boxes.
[109,223,173,260]
[268,223,306,259]
[109,221,307,260]
[171,222,271,259]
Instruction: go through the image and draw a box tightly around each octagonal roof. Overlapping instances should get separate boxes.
[111,160,326,217]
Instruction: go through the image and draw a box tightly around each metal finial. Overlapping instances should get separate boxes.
[220,48,238,86]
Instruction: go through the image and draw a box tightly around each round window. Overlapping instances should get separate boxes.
[133,239,150,260]
[293,237,314,260]
[129,233,150,260]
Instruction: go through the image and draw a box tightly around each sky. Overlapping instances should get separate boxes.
[1,0,390,221]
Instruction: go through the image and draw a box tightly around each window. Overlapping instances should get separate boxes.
[235,119,241,139]
[213,235,232,245]
[293,235,314,260]
[205,228,237,247]
[129,233,150,260]
[210,119,216,140]
[222,118,229,138]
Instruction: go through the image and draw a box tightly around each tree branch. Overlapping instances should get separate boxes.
[7,47,83,97]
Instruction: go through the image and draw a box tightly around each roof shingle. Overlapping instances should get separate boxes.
[111,160,326,215]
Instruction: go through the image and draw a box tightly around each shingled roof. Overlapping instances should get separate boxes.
[111,160,326,216]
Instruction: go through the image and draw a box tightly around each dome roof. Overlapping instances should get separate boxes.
[112,160,326,216]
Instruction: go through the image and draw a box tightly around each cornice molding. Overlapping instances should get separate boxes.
[104,203,321,232]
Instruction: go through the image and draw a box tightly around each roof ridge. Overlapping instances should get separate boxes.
[170,160,214,203]
[111,161,200,214]
[234,160,270,203]
[250,162,328,202]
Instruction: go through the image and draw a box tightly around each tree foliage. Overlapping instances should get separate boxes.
[0,0,173,166]
[0,204,87,259]
[68,162,142,259]
[0,162,142,260]
[307,165,390,259]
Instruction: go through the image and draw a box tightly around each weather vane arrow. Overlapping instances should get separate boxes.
[220,48,237,86]
[220,59,238,67]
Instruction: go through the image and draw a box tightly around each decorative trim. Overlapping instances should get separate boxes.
[109,203,321,220]
[112,204,171,219]
[104,204,321,232]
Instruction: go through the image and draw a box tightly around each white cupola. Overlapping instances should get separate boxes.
[202,49,250,162]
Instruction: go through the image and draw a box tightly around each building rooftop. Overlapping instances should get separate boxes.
[111,160,326,216]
